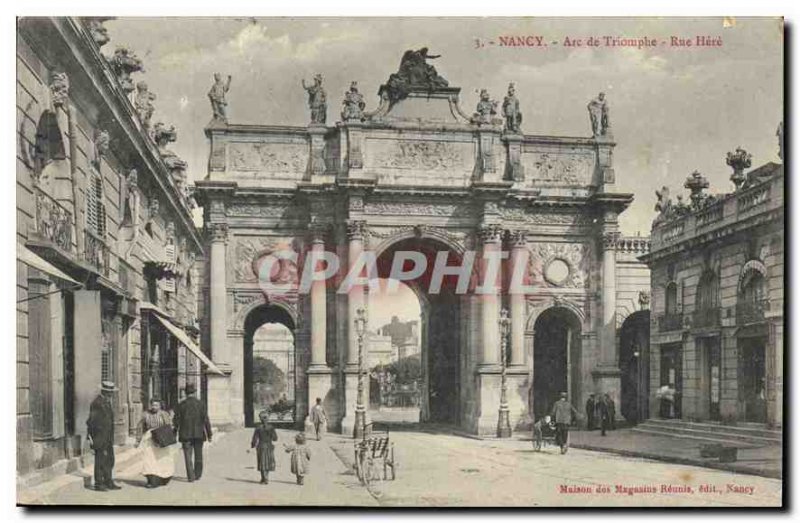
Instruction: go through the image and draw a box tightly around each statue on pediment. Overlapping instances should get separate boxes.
[502,82,523,133]
[208,73,232,124]
[302,74,327,124]
[588,92,610,138]
[341,81,366,122]
[472,89,498,125]
[382,47,449,104]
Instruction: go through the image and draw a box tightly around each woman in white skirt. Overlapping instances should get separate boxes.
[137,399,176,488]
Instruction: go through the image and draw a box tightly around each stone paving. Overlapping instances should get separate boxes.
[19,428,782,507]
[569,428,782,479]
[18,428,376,507]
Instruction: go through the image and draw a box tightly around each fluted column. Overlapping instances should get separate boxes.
[346,220,366,366]
[478,224,503,367]
[209,223,229,364]
[207,221,232,427]
[309,225,328,368]
[508,230,527,366]
[600,230,619,366]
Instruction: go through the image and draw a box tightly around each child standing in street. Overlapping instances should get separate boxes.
[249,411,278,484]
[284,433,311,485]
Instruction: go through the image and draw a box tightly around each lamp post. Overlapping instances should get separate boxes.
[354,307,368,440]
[497,308,512,438]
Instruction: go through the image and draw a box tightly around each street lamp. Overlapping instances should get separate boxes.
[354,307,368,440]
[497,308,512,438]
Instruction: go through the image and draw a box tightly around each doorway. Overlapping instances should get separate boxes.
[740,338,767,423]
[532,307,581,421]
[243,304,296,427]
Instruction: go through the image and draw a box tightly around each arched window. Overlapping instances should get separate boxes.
[665,282,679,314]
[696,270,719,311]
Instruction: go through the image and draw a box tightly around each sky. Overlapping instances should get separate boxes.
[101,17,782,321]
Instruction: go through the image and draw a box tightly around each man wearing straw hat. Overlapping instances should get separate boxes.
[87,381,121,491]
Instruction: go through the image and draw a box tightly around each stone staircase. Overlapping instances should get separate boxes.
[632,419,782,447]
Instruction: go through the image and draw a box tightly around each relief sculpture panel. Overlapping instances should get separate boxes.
[228,142,307,173]
[521,149,595,186]
[528,241,592,288]
[233,236,301,285]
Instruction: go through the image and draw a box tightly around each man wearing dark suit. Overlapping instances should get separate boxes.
[87,381,121,491]
[173,383,212,481]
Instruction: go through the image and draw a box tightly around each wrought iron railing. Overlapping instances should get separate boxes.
[657,312,683,332]
[84,228,110,277]
[34,187,73,253]
[736,299,770,325]
[692,307,721,329]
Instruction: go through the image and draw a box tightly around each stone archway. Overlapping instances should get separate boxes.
[618,310,650,423]
[530,306,583,421]
[242,303,296,427]
[373,235,466,426]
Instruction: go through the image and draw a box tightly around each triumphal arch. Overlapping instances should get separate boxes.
[196,50,635,435]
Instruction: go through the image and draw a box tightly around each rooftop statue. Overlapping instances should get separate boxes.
[382,47,449,104]
[134,81,156,129]
[208,73,232,124]
[341,81,366,122]
[302,74,327,125]
[471,89,498,125]
[108,47,144,94]
[587,91,610,138]
[502,82,523,133]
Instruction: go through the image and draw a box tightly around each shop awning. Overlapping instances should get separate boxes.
[17,243,81,285]
[141,302,225,376]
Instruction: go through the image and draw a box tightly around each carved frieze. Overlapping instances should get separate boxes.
[362,202,471,217]
[369,139,468,171]
[501,207,591,226]
[233,292,264,313]
[228,142,306,173]
[227,203,290,218]
[523,151,594,185]
[528,242,591,288]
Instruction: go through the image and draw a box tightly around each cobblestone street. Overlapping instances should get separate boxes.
[21,428,782,507]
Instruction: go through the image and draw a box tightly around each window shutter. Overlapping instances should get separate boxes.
[86,176,98,233]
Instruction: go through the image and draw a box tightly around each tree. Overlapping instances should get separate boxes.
[252,356,286,407]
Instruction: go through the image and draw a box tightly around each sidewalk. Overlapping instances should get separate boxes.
[18,429,377,506]
[569,428,782,479]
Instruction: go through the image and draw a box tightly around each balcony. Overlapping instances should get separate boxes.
[34,187,73,253]
[692,307,721,329]
[84,228,110,277]
[736,299,770,325]
[658,312,684,332]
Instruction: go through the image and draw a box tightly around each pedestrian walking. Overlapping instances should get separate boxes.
[137,399,176,488]
[310,397,328,441]
[173,383,212,482]
[284,433,311,485]
[598,395,611,436]
[550,392,581,454]
[585,393,596,430]
[86,381,121,491]
[604,393,616,430]
[249,411,278,484]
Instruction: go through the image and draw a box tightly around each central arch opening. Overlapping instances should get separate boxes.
[532,307,582,421]
[373,237,464,426]
[243,303,296,427]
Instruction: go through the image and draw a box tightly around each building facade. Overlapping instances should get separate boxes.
[642,138,784,428]
[195,52,651,435]
[16,17,209,481]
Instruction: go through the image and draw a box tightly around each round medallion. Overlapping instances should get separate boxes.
[544,258,571,286]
